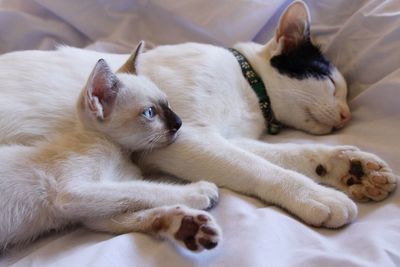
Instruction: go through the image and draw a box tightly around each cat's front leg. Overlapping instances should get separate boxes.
[230,139,397,202]
[83,205,222,252]
[138,128,357,228]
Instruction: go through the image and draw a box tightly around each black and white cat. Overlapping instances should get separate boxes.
[0,0,396,249]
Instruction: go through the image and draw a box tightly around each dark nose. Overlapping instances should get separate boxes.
[171,114,182,132]
[165,106,182,133]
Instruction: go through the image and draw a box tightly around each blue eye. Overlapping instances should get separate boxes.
[143,107,156,119]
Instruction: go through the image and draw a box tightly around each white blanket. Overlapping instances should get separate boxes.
[0,0,399,266]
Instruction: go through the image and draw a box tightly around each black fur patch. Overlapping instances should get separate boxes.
[270,40,332,80]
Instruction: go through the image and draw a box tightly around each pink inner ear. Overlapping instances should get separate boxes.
[92,72,108,100]
[276,2,310,52]
[281,22,304,50]
[87,59,119,118]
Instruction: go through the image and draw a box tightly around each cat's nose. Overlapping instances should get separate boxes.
[340,112,351,123]
[171,115,182,132]
[163,105,182,133]
[335,110,351,129]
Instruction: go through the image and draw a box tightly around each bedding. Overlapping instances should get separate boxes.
[0,0,399,266]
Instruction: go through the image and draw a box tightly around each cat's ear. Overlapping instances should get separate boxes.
[274,0,310,54]
[118,40,145,75]
[85,59,119,120]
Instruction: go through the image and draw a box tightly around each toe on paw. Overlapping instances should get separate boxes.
[364,185,388,201]
[200,225,217,236]
[199,237,218,250]
[184,237,199,251]
[366,161,381,171]
[350,186,369,202]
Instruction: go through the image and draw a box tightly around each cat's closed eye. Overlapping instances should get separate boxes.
[329,77,336,96]
[143,107,156,119]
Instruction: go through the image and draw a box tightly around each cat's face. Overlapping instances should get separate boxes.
[78,44,181,151]
[105,74,181,150]
[260,1,351,135]
[268,55,350,135]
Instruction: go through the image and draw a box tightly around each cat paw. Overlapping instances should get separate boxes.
[184,181,219,210]
[152,205,221,252]
[319,148,397,202]
[292,186,358,228]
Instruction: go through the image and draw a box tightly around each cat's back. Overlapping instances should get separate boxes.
[140,42,241,97]
[139,43,263,136]
[0,44,263,142]
[0,48,100,144]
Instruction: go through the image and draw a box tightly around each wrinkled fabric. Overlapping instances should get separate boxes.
[0,0,399,266]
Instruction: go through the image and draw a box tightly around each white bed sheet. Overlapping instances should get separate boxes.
[0,0,399,266]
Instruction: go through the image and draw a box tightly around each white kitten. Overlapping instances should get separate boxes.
[0,43,221,252]
[0,0,396,236]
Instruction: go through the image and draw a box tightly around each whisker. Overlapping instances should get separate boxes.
[136,130,172,163]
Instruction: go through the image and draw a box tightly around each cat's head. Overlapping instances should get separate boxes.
[247,0,350,135]
[77,41,182,151]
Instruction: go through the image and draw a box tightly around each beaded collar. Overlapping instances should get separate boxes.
[228,48,282,134]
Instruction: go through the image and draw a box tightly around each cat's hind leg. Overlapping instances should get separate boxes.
[82,205,221,252]
[54,180,219,220]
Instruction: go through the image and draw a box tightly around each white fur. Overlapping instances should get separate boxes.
[0,55,221,252]
[0,0,396,250]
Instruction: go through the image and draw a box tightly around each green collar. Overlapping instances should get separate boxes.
[228,48,282,135]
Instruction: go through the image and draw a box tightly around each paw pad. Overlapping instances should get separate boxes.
[174,214,219,251]
[315,164,327,176]
[336,151,397,202]
[348,160,364,178]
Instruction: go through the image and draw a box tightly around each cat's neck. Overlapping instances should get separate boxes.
[232,41,281,129]
[232,41,275,92]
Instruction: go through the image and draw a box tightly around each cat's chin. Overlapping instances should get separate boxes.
[149,132,180,149]
[308,127,334,135]
[301,123,334,135]
[166,132,179,145]
[300,109,336,135]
